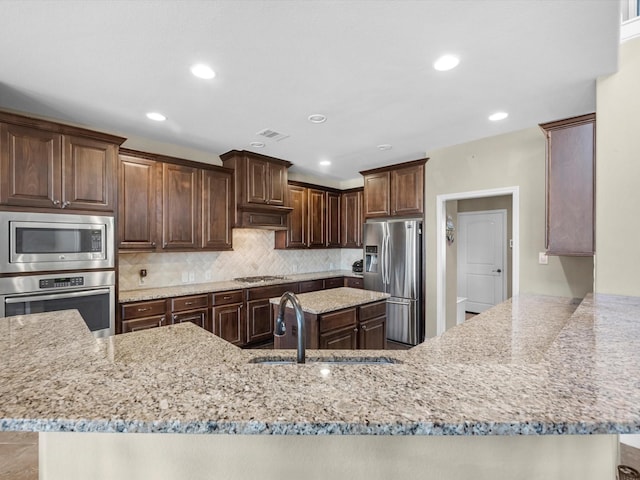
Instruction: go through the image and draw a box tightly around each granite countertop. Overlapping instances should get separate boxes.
[119,270,362,303]
[2,293,640,435]
[268,287,389,314]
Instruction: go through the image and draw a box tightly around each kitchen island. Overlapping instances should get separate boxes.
[1,293,639,479]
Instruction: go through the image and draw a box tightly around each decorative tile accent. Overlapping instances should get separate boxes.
[119,229,363,291]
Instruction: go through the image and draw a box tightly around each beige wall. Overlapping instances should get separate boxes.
[424,127,594,338]
[595,36,640,296]
[458,195,513,299]
[445,200,458,330]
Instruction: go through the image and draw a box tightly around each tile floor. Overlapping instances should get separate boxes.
[0,432,37,480]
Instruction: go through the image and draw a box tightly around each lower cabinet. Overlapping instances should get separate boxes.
[345,276,364,289]
[245,283,298,345]
[211,290,244,346]
[274,300,387,350]
[120,299,168,334]
[170,294,210,331]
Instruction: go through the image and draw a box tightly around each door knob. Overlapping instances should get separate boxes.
[492,269,502,273]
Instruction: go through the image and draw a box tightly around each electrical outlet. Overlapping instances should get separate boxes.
[181,272,189,283]
[189,271,195,283]
[538,252,549,265]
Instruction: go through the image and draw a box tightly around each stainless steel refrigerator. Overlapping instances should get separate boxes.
[363,220,423,345]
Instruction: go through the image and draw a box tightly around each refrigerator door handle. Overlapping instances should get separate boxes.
[384,223,390,285]
[387,299,411,305]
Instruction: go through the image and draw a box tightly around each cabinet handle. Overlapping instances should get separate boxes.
[159,316,165,326]
[223,296,231,300]
[61,200,70,208]
[137,307,151,312]
[185,301,194,306]
[52,199,60,205]
[151,242,157,247]
[362,325,367,330]
[353,328,358,332]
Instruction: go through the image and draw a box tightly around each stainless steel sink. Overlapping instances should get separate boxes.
[249,357,397,365]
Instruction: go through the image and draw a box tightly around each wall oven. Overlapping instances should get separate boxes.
[0,211,114,274]
[0,271,115,338]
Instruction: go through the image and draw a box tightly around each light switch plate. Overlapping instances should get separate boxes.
[538,252,549,265]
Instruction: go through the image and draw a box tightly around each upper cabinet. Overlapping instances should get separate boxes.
[275,182,341,249]
[539,113,596,256]
[118,149,233,252]
[360,158,427,219]
[341,188,363,248]
[0,112,124,212]
[220,150,292,230]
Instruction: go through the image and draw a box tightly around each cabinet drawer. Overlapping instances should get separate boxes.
[121,314,167,333]
[324,277,344,289]
[345,277,364,289]
[212,290,244,306]
[298,279,324,293]
[246,282,298,301]
[320,308,356,333]
[121,299,167,320]
[359,300,386,322]
[171,294,208,312]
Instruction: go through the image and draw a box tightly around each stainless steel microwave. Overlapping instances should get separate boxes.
[0,211,114,274]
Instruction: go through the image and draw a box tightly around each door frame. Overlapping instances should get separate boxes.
[436,186,519,336]
[457,209,508,312]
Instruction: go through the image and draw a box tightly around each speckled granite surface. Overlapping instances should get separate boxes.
[119,270,361,303]
[2,293,640,435]
[268,287,389,314]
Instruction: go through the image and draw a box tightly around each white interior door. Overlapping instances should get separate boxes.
[457,210,506,313]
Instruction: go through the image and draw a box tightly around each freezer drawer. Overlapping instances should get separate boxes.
[386,297,419,345]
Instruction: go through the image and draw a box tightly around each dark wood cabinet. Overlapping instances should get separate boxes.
[280,184,307,248]
[326,191,341,247]
[298,279,325,293]
[202,169,233,250]
[361,159,427,219]
[324,277,344,289]
[341,188,363,248]
[212,290,244,346]
[245,282,298,346]
[120,299,168,334]
[171,294,210,331]
[358,301,387,349]
[221,150,292,229]
[118,149,233,252]
[320,327,358,349]
[344,276,364,289]
[539,114,595,256]
[162,163,200,250]
[118,155,157,250]
[0,113,123,212]
[308,188,325,247]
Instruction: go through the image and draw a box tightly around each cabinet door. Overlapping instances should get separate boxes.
[320,327,358,349]
[363,171,390,218]
[246,157,269,204]
[358,316,386,350]
[308,188,325,247]
[121,314,167,333]
[171,308,210,332]
[268,162,287,205]
[326,191,341,247]
[286,184,307,248]
[324,277,344,289]
[212,303,244,346]
[391,163,424,216]
[202,169,233,250]
[0,123,62,208]
[162,163,200,249]
[118,156,157,250]
[345,277,364,289]
[544,116,595,255]
[63,135,116,211]
[246,298,274,344]
[341,190,362,248]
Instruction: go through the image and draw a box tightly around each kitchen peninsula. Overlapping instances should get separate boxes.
[2,293,639,479]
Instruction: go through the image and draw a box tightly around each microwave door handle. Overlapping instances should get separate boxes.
[5,288,112,304]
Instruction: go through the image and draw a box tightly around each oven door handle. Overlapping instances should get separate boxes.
[4,288,112,304]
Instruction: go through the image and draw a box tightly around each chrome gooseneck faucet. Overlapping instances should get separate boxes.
[274,291,306,364]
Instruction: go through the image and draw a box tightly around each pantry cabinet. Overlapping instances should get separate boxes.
[360,158,427,219]
[0,112,124,212]
[539,113,595,256]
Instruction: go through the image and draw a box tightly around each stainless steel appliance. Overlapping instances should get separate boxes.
[0,271,115,338]
[363,220,423,345]
[0,211,114,274]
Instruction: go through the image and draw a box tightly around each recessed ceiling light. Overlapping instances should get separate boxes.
[488,111,509,121]
[249,141,265,148]
[191,64,216,79]
[377,144,393,151]
[319,160,331,166]
[308,114,327,124]
[146,112,166,122]
[433,54,460,71]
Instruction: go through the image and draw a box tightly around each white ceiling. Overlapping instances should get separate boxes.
[0,1,620,183]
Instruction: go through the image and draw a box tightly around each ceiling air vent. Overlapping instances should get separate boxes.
[256,128,289,142]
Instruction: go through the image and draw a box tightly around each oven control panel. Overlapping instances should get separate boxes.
[39,276,85,289]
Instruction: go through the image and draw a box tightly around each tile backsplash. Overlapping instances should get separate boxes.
[119,229,363,290]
